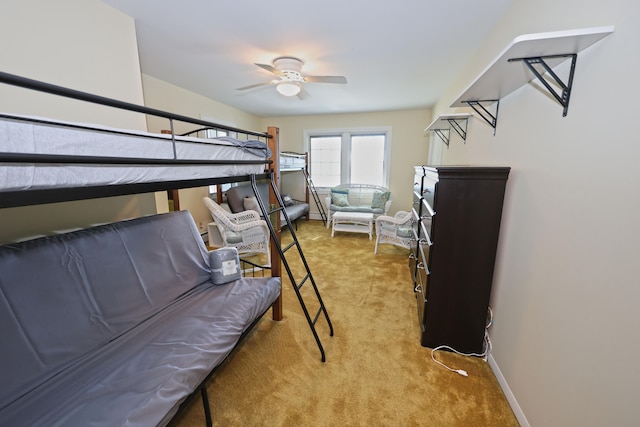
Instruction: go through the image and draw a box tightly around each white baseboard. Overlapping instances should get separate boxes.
[488,354,530,427]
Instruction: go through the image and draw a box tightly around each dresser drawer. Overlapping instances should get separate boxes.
[414,242,429,329]
[408,225,420,282]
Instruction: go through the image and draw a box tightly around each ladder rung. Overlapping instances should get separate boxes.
[252,172,333,362]
[282,241,296,253]
[269,206,285,215]
[295,273,310,291]
[312,306,324,325]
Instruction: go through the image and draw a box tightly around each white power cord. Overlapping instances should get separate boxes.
[430,306,493,377]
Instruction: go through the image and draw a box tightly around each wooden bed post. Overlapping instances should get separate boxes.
[267,126,283,321]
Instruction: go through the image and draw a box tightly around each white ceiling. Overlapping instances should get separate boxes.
[103,0,514,117]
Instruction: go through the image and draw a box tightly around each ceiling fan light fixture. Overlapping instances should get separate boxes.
[276,81,301,97]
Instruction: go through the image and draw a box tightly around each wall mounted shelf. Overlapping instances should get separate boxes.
[451,25,615,130]
[424,113,472,146]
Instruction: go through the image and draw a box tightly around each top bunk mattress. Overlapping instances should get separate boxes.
[280,151,306,170]
[0,113,271,193]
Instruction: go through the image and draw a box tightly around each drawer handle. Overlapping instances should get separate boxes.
[408,252,415,260]
[414,284,422,293]
[417,261,425,270]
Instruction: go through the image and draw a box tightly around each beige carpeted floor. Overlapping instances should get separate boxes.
[169,220,518,426]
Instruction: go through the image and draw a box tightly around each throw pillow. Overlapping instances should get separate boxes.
[243,196,261,212]
[282,193,295,207]
[331,189,350,207]
[371,191,390,210]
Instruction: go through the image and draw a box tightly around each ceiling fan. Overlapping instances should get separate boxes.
[236,56,347,99]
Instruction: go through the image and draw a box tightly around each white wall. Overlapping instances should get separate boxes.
[434,1,640,425]
[0,0,156,244]
[261,109,431,218]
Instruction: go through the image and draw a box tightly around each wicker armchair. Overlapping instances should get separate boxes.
[374,210,413,254]
[203,197,271,266]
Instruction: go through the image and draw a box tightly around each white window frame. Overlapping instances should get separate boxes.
[304,126,392,189]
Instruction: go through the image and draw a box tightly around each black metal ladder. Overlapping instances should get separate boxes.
[302,169,328,226]
[251,173,333,362]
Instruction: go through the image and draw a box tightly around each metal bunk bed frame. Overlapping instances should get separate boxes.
[0,70,333,362]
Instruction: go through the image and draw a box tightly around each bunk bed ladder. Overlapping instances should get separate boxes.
[251,174,334,362]
[302,169,328,226]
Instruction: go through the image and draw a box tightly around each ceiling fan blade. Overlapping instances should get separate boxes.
[255,63,285,77]
[304,75,347,84]
[297,86,310,100]
[235,81,274,91]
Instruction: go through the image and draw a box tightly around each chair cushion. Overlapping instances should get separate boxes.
[397,225,413,238]
[224,230,244,244]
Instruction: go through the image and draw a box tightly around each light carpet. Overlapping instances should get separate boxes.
[169,220,518,426]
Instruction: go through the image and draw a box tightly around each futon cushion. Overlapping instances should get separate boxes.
[0,211,211,415]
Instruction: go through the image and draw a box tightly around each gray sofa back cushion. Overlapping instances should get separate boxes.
[226,182,269,213]
[0,211,210,409]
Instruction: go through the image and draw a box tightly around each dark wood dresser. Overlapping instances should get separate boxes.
[410,166,510,353]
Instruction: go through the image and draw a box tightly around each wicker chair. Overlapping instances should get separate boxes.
[203,197,271,267]
[374,210,414,254]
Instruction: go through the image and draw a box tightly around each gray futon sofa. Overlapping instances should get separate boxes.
[225,182,309,228]
[0,210,281,426]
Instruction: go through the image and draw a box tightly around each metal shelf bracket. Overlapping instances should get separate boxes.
[464,99,499,135]
[425,114,470,146]
[445,117,468,142]
[432,128,451,147]
[508,53,577,117]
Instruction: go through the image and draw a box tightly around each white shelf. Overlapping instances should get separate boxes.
[424,113,472,146]
[424,113,472,132]
[450,25,615,119]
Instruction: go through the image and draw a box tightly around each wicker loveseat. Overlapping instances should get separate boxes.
[324,183,392,228]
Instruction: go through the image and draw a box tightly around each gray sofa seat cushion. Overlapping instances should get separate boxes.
[0,211,281,426]
[225,182,309,224]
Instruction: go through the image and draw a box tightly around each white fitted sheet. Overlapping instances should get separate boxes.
[0,113,270,192]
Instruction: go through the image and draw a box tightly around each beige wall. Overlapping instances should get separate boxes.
[260,109,431,217]
[141,74,264,231]
[140,75,430,229]
[0,0,156,244]
[433,1,640,425]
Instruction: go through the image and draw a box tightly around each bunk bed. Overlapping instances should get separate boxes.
[0,70,333,426]
[280,151,311,219]
[175,131,318,225]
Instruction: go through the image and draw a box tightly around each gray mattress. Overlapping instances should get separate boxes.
[0,211,281,426]
[0,113,270,192]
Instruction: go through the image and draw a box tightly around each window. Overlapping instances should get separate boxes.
[307,128,391,188]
